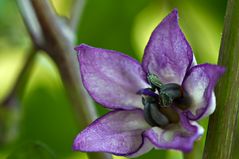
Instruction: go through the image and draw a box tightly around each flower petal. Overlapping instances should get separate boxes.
[142,9,193,84]
[126,138,154,158]
[182,64,225,120]
[144,112,204,152]
[73,109,151,156]
[76,44,149,110]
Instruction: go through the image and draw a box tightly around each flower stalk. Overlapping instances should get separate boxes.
[16,0,112,159]
[203,0,239,158]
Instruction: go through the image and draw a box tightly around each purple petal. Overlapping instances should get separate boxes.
[182,64,225,120]
[127,138,154,158]
[76,44,149,110]
[142,9,193,84]
[144,112,204,152]
[73,109,151,156]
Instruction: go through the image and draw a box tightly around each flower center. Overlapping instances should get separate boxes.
[138,73,191,127]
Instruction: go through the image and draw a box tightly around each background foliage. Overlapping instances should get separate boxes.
[0,0,237,159]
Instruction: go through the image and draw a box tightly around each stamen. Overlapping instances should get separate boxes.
[142,96,169,127]
[140,74,191,127]
[174,91,192,110]
[159,83,183,107]
[159,107,180,123]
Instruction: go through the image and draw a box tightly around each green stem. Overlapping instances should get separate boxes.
[16,0,112,158]
[203,0,239,159]
[28,0,111,159]
[70,0,85,33]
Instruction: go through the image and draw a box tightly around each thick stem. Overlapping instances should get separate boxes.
[17,0,44,48]
[29,0,111,158]
[30,0,97,130]
[203,0,239,159]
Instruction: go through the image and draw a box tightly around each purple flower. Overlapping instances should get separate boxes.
[73,9,225,157]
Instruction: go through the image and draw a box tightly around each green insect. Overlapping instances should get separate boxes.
[147,73,162,90]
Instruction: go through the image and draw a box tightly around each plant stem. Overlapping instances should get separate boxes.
[70,0,86,33]
[30,0,98,130]
[24,0,111,158]
[17,0,44,48]
[203,0,239,159]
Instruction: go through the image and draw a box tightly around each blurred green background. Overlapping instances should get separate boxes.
[1,0,238,159]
